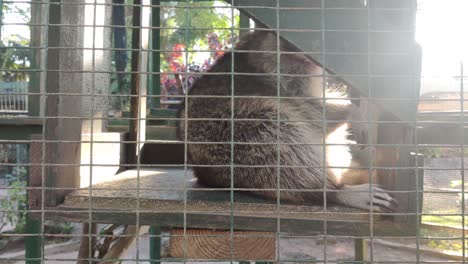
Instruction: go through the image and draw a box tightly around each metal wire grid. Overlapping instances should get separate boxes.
[0,0,465,263]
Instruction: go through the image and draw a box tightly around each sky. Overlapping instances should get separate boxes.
[415,0,468,93]
[1,1,30,43]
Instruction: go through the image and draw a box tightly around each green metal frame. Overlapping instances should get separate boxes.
[149,226,162,263]
[149,0,161,109]
[25,153,42,264]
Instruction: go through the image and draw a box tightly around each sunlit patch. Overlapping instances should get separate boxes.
[325,90,351,106]
[80,169,164,188]
[326,123,354,183]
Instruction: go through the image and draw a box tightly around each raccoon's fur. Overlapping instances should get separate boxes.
[177,31,396,211]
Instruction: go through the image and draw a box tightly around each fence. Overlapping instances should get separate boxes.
[3,0,468,263]
[0,82,29,114]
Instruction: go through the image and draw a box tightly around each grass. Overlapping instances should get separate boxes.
[422,215,468,229]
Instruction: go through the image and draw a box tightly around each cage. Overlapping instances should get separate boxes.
[0,0,466,263]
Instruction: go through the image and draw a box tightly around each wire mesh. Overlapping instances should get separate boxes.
[0,0,466,263]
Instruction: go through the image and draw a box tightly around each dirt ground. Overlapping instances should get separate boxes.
[1,232,453,264]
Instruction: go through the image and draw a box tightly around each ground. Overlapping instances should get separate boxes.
[0,229,454,263]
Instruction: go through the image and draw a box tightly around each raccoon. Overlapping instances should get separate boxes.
[177,31,396,212]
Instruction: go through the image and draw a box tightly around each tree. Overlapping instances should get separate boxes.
[159,1,239,107]
[0,35,31,82]
[0,2,31,82]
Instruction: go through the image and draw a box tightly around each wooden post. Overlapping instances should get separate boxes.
[128,0,149,166]
[354,238,366,263]
[43,0,84,206]
[127,0,142,166]
[29,0,45,117]
[77,223,97,264]
[81,0,113,133]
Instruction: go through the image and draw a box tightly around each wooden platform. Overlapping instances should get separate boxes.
[36,168,410,236]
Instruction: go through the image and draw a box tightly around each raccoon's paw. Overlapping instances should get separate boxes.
[335,184,397,212]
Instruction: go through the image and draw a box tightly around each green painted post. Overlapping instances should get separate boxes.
[0,0,3,41]
[150,0,161,109]
[29,0,41,117]
[354,238,366,263]
[24,145,42,264]
[25,215,42,264]
[149,226,162,263]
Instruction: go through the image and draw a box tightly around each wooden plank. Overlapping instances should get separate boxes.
[43,207,409,236]
[35,168,414,236]
[375,110,423,231]
[169,229,276,261]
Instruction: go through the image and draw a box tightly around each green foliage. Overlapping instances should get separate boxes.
[44,221,74,236]
[160,1,239,71]
[0,2,31,82]
[0,36,31,82]
[110,1,240,110]
[422,214,468,229]
[0,173,27,234]
[426,238,467,256]
[0,145,27,234]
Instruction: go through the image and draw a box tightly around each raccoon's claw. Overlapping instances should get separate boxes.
[335,184,398,213]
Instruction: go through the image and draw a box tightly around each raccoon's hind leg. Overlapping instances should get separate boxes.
[334,184,398,212]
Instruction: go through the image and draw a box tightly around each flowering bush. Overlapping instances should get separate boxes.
[160,33,238,108]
